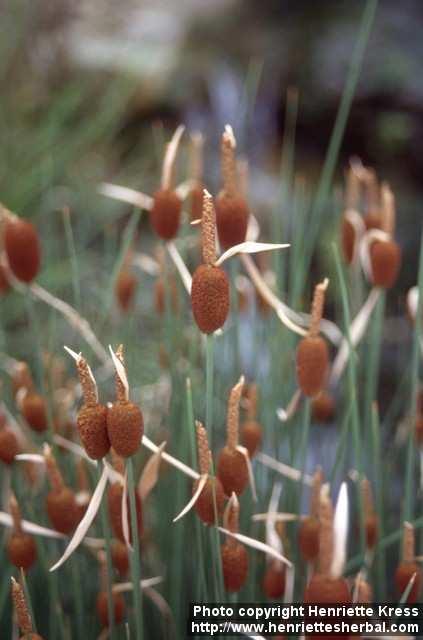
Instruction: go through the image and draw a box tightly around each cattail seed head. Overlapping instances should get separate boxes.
[150,189,182,240]
[296,336,329,398]
[193,475,225,525]
[4,217,41,283]
[77,404,110,460]
[191,264,230,334]
[111,539,129,576]
[21,393,47,432]
[221,540,248,592]
[96,591,125,627]
[370,239,401,289]
[11,578,41,637]
[0,426,19,464]
[262,560,286,599]
[298,516,320,562]
[240,420,262,458]
[217,446,249,496]
[46,487,78,534]
[107,482,143,543]
[341,217,356,264]
[8,533,37,570]
[115,269,137,312]
[0,262,10,294]
[311,391,335,423]
[395,562,421,603]
[304,574,351,604]
[365,514,378,550]
[154,275,179,316]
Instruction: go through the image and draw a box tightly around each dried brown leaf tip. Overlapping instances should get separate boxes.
[217,376,249,496]
[43,444,78,534]
[303,484,351,605]
[96,551,125,628]
[369,183,401,289]
[298,467,322,563]
[150,125,184,240]
[215,125,249,250]
[1,207,41,283]
[193,421,225,525]
[221,493,249,592]
[191,190,230,334]
[240,383,262,458]
[296,279,330,397]
[11,577,43,639]
[107,345,144,458]
[7,493,37,571]
[361,477,378,550]
[395,522,422,603]
[69,350,110,460]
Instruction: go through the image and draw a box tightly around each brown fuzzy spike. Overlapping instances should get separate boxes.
[304,574,351,604]
[240,420,262,458]
[193,475,225,525]
[4,217,41,283]
[217,446,249,496]
[296,336,329,398]
[262,560,286,599]
[312,391,335,423]
[298,516,320,562]
[77,404,110,460]
[21,393,47,432]
[370,239,401,289]
[221,540,248,592]
[226,377,244,450]
[195,421,211,476]
[191,264,230,334]
[0,426,19,464]
[341,217,356,265]
[96,590,125,628]
[11,578,34,635]
[150,189,182,240]
[111,539,129,577]
[201,190,217,266]
[46,487,78,534]
[115,269,137,312]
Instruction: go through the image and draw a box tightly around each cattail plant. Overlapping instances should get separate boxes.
[361,477,378,550]
[221,493,249,592]
[191,190,230,334]
[1,206,41,283]
[192,421,225,525]
[304,484,351,604]
[241,383,262,458]
[0,261,10,294]
[66,349,110,460]
[111,539,130,576]
[7,493,37,570]
[44,445,78,534]
[217,376,250,496]
[96,551,125,628]
[0,411,20,464]
[150,126,185,240]
[296,280,330,398]
[11,577,44,639]
[340,163,364,265]
[367,183,401,289]
[215,126,249,249]
[394,522,421,603]
[115,250,138,312]
[298,468,322,563]
[363,167,383,230]
[75,458,91,523]
[14,365,47,433]
[311,391,335,423]
[107,345,143,457]
[262,559,286,599]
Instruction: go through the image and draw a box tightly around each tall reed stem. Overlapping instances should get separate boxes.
[127,457,143,640]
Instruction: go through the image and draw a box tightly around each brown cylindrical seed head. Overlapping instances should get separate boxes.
[46,487,78,534]
[262,561,286,599]
[107,482,143,543]
[201,190,217,266]
[221,540,248,592]
[193,476,225,525]
[296,336,329,398]
[395,562,422,604]
[111,539,130,576]
[115,269,137,312]
[7,533,37,570]
[191,264,230,334]
[298,516,320,562]
[240,420,262,458]
[150,189,182,240]
[96,590,125,627]
[217,446,249,496]
[226,376,244,449]
[312,391,335,423]
[318,485,334,575]
[0,262,10,294]
[304,574,351,603]
[21,393,47,432]
[154,276,179,316]
[365,514,378,550]
[77,403,110,460]
[107,401,143,458]
[11,578,34,636]
[0,427,19,464]
[4,218,41,283]
[370,240,401,289]
[215,193,249,250]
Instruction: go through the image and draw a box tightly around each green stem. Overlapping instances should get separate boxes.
[98,482,116,639]
[127,458,143,640]
[206,334,215,448]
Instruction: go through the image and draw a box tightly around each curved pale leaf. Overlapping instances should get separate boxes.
[173,474,208,523]
[216,242,289,267]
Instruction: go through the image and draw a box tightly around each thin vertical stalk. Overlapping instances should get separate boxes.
[98,487,116,639]
[206,334,215,448]
[127,457,143,640]
[62,206,81,310]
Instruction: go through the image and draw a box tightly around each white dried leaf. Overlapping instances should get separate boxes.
[166,242,192,294]
[216,242,290,267]
[142,435,199,480]
[138,441,166,501]
[330,482,349,578]
[218,527,292,567]
[172,474,208,523]
[236,445,257,502]
[121,469,133,551]
[256,452,313,485]
[98,183,153,211]
[0,511,65,539]
[276,389,302,422]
